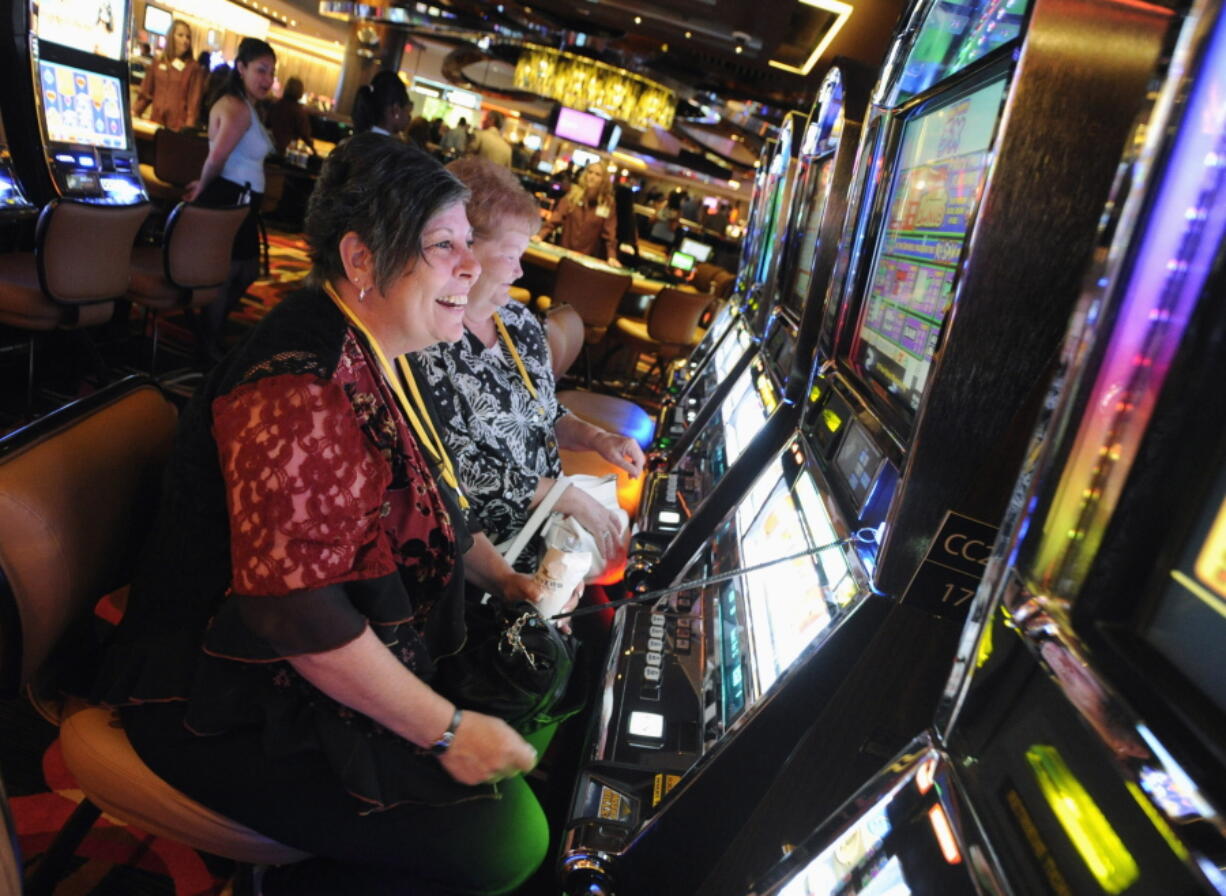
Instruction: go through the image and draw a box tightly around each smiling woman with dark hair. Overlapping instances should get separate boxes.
[96,133,551,895]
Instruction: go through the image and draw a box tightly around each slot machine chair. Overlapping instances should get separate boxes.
[140,128,209,206]
[0,378,310,895]
[127,200,249,376]
[610,286,713,394]
[0,199,150,411]
[537,256,631,388]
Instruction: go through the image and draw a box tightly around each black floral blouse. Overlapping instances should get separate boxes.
[416,300,569,551]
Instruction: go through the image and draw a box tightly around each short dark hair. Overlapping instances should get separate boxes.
[305,132,469,292]
[352,70,408,133]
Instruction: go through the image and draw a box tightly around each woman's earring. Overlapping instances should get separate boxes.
[358,284,371,303]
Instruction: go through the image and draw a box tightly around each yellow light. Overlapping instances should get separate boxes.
[634,15,642,23]
[822,408,842,433]
[928,804,963,864]
[1125,781,1189,862]
[767,0,853,76]
[1026,744,1139,893]
[684,30,692,38]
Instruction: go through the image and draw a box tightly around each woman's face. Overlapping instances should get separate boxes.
[581,165,606,198]
[171,23,190,58]
[379,201,480,351]
[238,54,276,101]
[384,101,409,134]
[468,219,534,315]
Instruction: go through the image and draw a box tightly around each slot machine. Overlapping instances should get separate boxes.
[637,64,871,548]
[0,0,147,205]
[558,0,1179,885]
[744,1,1226,890]
[0,114,37,220]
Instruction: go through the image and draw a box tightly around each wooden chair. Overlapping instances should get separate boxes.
[536,256,631,387]
[0,199,150,409]
[0,377,309,895]
[611,287,713,393]
[128,200,249,376]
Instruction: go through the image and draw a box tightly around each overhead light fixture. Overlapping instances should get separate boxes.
[684,30,692,38]
[768,0,853,76]
[513,44,676,130]
[634,15,642,23]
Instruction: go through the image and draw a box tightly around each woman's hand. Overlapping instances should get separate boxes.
[557,484,626,558]
[183,180,201,202]
[499,571,544,606]
[591,431,645,477]
[437,711,538,786]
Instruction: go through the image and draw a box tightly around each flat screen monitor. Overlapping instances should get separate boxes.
[553,106,607,148]
[1138,466,1226,716]
[522,133,541,151]
[670,250,696,272]
[678,236,714,263]
[33,0,127,61]
[846,75,1007,426]
[143,4,173,36]
[38,59,128,151]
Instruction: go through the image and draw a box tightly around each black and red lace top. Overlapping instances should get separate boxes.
[96,287,490,811]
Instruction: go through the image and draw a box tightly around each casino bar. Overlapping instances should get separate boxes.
[0,0,1223,894]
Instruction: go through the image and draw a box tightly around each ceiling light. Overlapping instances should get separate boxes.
[684,30,692,38]
[661,43,668,51]
[767,0,853,75]
[735,45,743,53]
[634,15,642,23]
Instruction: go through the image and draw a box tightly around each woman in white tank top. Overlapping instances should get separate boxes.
[186,37,276,359]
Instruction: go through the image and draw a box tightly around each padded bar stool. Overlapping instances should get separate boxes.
[0,199,150,409]
[128,201,249,376]
[139,127,209,205]
[538,256,631,387]
[612,287,713,393]
[0,378,309,895]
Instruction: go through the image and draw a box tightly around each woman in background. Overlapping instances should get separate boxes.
[186,37,276,358]
[267,75,315,155]
[133,19,203,131]
[542,161,622,267]
[352,70,411,137]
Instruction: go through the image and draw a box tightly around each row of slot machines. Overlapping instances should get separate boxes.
[557,0,1225,889]
[0,0,148,210]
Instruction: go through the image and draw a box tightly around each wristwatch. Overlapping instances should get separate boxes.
[430,707,463,755]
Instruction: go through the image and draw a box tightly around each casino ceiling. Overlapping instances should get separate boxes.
[307,0,908,122]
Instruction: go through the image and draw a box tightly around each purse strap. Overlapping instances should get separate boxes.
[499,475,571,567]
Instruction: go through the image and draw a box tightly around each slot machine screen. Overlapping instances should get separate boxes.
[670,250,696,272]
[38,60,128,151]
[1137,465,1226,715]
[785,157,835,321]
[846,75,1007,428]
[713,316,754,380]
[33,0,128,61]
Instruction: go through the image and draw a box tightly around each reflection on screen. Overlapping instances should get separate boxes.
[849,77,1007,419]
[896,0,1029,101]
[720,365,766,470]
[34,0,127,60]
[787,157,835,318]
[1142,467,1226,715]
[779,797,896,895]
[713,317,753,379]
[39,60,128,150]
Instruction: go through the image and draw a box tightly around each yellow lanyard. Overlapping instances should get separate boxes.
[323,281,467,508]
[492,311,538,401]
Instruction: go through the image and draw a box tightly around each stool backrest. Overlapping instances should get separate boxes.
[164,202,249,290]
[153,128,209,187]
[36,199,150,304]
[0,377,177,692]
[544,303,584,379]
[552,256,632,339]
[646,288,713,347]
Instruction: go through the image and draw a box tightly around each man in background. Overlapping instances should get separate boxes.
[470,110,512,167]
